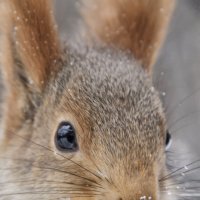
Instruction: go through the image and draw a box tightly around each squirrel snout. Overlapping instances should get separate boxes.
[102,175,158,200]
[104,192,157,200]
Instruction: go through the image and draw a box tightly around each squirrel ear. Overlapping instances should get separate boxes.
[0,0,61,92]
[0,0,62,132]
[82,0,175,72]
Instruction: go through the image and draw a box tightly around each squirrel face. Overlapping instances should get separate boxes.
[0,0,175,199]
[3,48,169,200]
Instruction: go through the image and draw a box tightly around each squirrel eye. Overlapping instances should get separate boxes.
[55,122,78,152]
[165,130,172,151]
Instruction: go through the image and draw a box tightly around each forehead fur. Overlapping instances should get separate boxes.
[46,45,165,167]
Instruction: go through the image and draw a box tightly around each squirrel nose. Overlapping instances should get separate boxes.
[117,191,157,200]
[104,190,157,200]
[117,196,155,200]
[117,197,155,200]
[108,185,157,200]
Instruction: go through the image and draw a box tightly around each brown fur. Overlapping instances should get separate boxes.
[82,0,174,71]
[0,0,175,200]
[3,0,61,89]
[0,0,62,133]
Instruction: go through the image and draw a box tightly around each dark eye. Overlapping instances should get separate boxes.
[165,130,172,151]
[55,122,78,152]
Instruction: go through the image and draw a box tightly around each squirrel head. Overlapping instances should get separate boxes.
[0,0,175,199]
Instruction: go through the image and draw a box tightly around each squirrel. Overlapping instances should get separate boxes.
[0,0,177,200]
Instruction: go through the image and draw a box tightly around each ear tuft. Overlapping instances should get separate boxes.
[0,0,62,133]
[82,0,175,72]
[1,0,62,91]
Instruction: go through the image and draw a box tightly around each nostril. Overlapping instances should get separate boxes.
[118,198,123,200]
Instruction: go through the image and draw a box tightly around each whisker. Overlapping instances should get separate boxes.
[168,110,200,130]
[0,183,101,193]
[7,131,103,181]
[159,159,200,182]
[164,180,200,188]
[170,122,196,135]
[168,166,200,180]
[172,193,200,197]
[0,165,103,188]
[0,191,99,198]
[166,186,200,191]
[0,179,99,190]
[1,187,101,194]
[166,87,200,120]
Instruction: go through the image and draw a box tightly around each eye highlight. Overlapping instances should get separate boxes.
[165,130,172,151]
[55,122,78,152]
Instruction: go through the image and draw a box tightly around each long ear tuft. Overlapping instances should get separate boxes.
[82,0,175,72]
[0,0,62,90]
[0,0,62,132]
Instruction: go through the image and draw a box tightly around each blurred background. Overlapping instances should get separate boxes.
[53,0,200,174]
